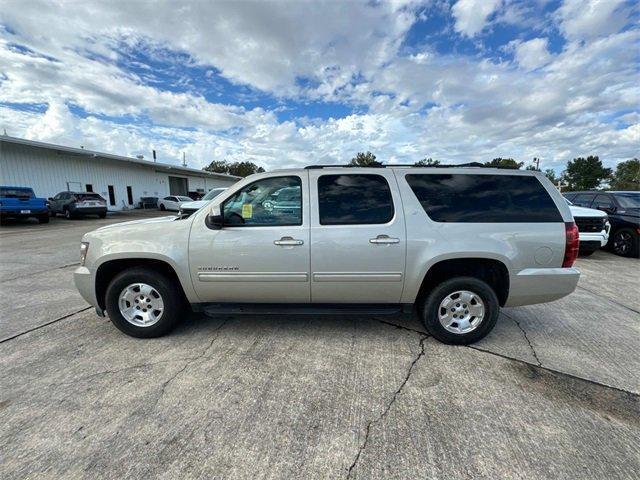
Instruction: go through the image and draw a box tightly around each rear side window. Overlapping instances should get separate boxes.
[318,174,394,225]
[76,193,103,200]
[0,187,34,198]
[571,194,594,207]
[405,174,562,223]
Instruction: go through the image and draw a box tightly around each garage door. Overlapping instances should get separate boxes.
[168,176,188,196]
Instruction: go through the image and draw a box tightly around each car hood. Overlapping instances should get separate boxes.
[181,200,209,210]
[94,215,178,232]
[569,205,607,218]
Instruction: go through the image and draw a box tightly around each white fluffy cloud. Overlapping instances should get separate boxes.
[510,38,552,71]
[0,0,638,174]
[451,0,503,37]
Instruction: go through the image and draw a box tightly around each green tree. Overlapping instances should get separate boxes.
[485,158,524,169]
[544,169,559,184]
[610,158,639,191]
[563,155,611,191]
[414,158,440,166]
[228,161,265,177]
[350,151,382,167]
[203,160,230,174]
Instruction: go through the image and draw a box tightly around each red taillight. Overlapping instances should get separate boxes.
[563,222,579,267]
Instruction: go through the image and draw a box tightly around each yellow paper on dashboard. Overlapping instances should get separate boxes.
[241,204,253,218]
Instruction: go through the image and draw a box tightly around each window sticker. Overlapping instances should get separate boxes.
[241,204,253,219]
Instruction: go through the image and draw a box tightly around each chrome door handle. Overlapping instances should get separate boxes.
[274,236,304,246]
[369,235,400,244]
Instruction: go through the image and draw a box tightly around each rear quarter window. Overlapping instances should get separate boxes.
[405,173,562,223]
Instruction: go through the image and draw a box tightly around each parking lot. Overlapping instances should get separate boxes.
[1,212,638,479]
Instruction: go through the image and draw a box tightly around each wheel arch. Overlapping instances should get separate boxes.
[95,257,188,311]
[415,257,510,307]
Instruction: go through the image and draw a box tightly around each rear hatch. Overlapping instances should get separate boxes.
[74,193,107,208]
[0,187,47,212]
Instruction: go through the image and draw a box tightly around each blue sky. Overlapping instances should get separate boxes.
[0,0,638,172]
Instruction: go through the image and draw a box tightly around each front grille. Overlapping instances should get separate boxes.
[575,217,605,233]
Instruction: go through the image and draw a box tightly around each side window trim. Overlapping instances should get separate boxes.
[221,175,304,228]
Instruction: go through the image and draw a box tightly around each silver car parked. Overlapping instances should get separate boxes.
[74,165,580,345]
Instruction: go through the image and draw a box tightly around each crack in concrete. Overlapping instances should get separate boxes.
[0,306,92,343]
[346,335,427,479]
[577,285,640,314]
[0,262,81,284]
[152,318,230,409]
[502,313,542,367]
[374,318,428,336]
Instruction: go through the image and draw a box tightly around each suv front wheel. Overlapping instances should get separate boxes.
[105,267,184,338]
[420,277,499,345]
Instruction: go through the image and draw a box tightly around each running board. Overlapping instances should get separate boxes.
[200,303,407,316]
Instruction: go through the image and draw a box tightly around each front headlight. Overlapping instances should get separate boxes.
[80,242,89,265]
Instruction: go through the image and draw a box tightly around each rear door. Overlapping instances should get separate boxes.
[308,170,406,303]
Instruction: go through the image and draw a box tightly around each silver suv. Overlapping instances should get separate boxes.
[74,166,580,344]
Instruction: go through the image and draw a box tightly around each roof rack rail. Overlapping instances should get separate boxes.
[304,162,512,169]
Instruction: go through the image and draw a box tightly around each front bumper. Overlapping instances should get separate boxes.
[74,266,98,308]
[505,267,580,307]
[578,230,609,248]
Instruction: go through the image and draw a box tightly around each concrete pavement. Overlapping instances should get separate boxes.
[1,213,638,479]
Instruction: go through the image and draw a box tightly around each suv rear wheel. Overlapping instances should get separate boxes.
[105,267,184,338]
[420,277,499,345]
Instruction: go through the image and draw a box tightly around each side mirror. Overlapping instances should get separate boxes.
[48,197,54,201]
[205,205,224,230]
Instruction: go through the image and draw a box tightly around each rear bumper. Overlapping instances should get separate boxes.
[70,207,107,215]
[505,267,580,307]
[0,209,48,218]
[73,266,99,308]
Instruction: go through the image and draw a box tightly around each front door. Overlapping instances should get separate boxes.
[308,170,406,303]
[189,173,310,303]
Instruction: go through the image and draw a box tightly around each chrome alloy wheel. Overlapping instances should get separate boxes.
[438,290,485,334]
[118,283,164,327]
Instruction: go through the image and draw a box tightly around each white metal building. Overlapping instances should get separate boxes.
[0,136,239,210]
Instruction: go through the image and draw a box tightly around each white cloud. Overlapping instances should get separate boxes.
[451,0,503,37]
[0,0,638,174]
[510,38,552,70]
[556,0,630,41]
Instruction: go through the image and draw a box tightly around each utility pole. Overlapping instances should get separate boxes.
[182,152,187,167]
[532,157,540,171]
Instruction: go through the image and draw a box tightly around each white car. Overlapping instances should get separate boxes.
[158,195,193,212]
[567,200,610,256]
[179,188,227,216]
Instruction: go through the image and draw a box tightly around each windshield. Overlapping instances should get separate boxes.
[564,198,574,205]
[0,187,34,198]
[177,196,192,201]
[202,188,226,201]
[614,193,640,208]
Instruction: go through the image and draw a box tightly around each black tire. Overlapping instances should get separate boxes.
[105,267,184,338]
[611,228,639,258]
[38,215,50,224]
[420,277,500,345]
[64,208,73,220]
[159,204,166,211]
[98,212,107,219]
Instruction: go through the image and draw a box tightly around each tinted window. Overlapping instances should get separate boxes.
[405,174,562,223]
[592,194,614,209]
[0,187,34,198]
[223,176,302,226]
[76,193,103,200]
[613,192,640,208]
[571,194,594,207]
[318,174,394,225]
